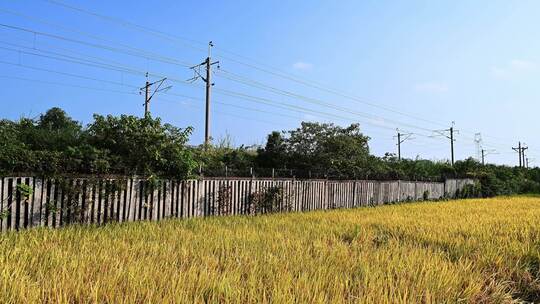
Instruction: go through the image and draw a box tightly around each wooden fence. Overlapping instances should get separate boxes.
[0,177,475,232]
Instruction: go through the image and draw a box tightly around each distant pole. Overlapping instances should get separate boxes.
[431,122,457,166]
[522,145,528,168]
[481,149,485,165]
[140,73,168,117]
[518,142,521,168]
[512,142,523,168]
[450,126,455,166]
[480,148,497,165]
[395,129,413,161]
[397,132,401,161]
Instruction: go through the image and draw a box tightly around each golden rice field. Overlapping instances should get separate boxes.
[1,196,540,303]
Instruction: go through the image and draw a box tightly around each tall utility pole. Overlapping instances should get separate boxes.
[140,73,169,116]
[481,148,497,165]
[512,142,526,168]
[395,129,413,161]
[515,142,522,167]
[189,41,219,147]
[432,122,459,166]
[144,79,150,115]
[450,126,455,165]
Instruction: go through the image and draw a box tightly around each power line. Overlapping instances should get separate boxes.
[0,55,395,131]
[14,2,533,152]
[2,9,532,153]
[0,73,293,129]
[32,0,503,143]
[0,23,192,67]
[0,74,138,95]
[37,0,208,52]
[1,37,439,139]
[0,44,525,157]
[0,59,138,88]
[215,69,437,133]
[0,10,534,161]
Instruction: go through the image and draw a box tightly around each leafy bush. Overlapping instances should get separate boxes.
[0,108,196,178]
[248,186,289,214]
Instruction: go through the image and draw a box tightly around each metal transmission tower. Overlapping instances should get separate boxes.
[189,41,220,147]
[432,122,459,166]
[394,129,413,161]
[481,148,497,165]
[474,133,483,161]
[140,73,170,116]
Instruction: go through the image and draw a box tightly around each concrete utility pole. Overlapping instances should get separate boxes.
[450,126,455,165]
[189,41,219,147]
[144,79,150,115]
[514,142,522,167]
[432,122,458,166]
[512,142,528,168]
[395,129,413,161]
[140,73,169,117]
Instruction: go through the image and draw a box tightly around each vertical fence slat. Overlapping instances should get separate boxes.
[1,178,6,232]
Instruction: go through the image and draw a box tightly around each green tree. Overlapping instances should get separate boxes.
[256,131,286,168]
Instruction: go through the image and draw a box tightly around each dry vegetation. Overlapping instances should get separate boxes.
[1,196,540,303]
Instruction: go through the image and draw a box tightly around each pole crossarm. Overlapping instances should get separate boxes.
[430,122,458,165]
[140,75,169,116]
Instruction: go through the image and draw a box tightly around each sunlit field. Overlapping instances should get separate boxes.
[1,196,540,303]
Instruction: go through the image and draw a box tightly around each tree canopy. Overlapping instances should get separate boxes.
[0,108,195,178]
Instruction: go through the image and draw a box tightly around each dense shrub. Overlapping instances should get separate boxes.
[2,107,540,198]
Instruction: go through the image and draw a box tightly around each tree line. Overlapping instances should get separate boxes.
[1,107,539,197]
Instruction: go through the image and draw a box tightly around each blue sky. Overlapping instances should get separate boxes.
[0,0,539,166]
